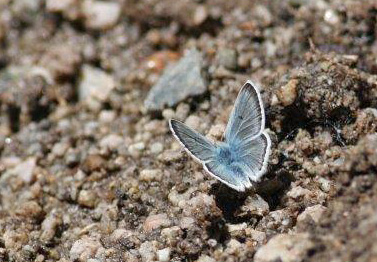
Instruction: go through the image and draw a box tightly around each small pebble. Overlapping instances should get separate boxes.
[78,190,97,208]
[6,157,36,184]
[82,0,121,30]
[276,79,298,106]
[162,109,175,120]
[99,134,123,151]
[143,213,171,232]
[40,210,63,242]
[179,216,195,229]
[217,48,238,70]
[193,5,208,25]
[297,204,327,223]
[158,149,182,163]
[139,169,163,182]
[128,142,145,158]
[65,149,80,166]
[185,115,201,130]
[139,241,157,261]
[287,186,311,199]
[98,110,116,123]
[246,229,267,243]
[207,123,225,140]
[318,177,332,193]
[82,154,106,173]
[197,255,217,262]
[79,65,116,111]
[225,239,242,254]
[52,142,69,157]
[175,103,190,121]
[227,223,247,237]
[15,201,43,219]
[239,194,269,216]
[150,142,164,154]
[254,233,314,262]
[157,247,171,262]
[70,237,102,261]
[3,230,28,250]
[161,226,182,243]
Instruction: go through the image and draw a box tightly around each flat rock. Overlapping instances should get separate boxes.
[144,49,206,111]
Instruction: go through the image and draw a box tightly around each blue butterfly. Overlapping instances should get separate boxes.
[169,81,271,192]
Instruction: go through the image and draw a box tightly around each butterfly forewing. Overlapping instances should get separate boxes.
[169,119,216,162]
[224,81,265,145]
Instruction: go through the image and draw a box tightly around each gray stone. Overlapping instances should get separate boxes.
[144,49,206,111]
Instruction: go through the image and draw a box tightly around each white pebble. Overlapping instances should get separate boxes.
[128,142,145,157]
[82,0,121,30]
[140,169,163,182]
[99,134,123,151]
[98,110,116,123]
[157,247,171,262]
[150,142,164,154]
[185,115,201,130]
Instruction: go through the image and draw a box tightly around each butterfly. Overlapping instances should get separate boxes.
[169,81,271,192]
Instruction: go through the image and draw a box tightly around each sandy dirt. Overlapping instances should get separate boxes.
[0,0,377,261]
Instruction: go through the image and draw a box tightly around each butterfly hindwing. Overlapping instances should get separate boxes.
[204,159,251,192]
[234,131,271,182]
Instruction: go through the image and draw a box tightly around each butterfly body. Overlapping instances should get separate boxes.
[169,81,271,192]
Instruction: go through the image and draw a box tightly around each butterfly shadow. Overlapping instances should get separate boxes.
[209,168,293,224]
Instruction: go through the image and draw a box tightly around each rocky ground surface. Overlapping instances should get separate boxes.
[0,0,377,261]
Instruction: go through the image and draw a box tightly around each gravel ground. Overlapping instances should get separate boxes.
[0,0,377,261]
